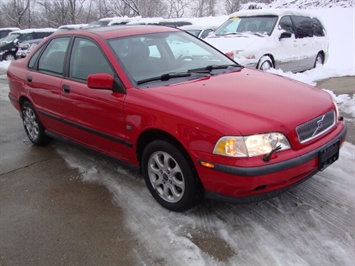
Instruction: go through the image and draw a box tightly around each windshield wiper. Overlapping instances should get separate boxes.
[137,72,191,85]
[189,64,240,73]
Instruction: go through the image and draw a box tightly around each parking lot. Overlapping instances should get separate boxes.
[1,70,354,265]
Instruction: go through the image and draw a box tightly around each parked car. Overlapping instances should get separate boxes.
[0,28,56,61]
[16,38,43,59]
[179,25,217,39]
[56,24,88,32]
[205,9,329,72]
[127,18,192,27]
[0,27,20,40]
[7,25,346,212]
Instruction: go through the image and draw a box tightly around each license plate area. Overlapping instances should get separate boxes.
[318,142,339,171]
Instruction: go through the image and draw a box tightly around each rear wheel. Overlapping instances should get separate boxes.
[142,140,203,212]
[257,56,274,71]
[22,101,51,145]
[314,53,324,68]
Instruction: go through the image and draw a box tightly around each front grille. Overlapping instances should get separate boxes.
[296,110,335,143]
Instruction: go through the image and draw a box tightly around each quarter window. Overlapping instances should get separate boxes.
[312,18,325,36]
[38,37,70,75]
[28,44,46,69]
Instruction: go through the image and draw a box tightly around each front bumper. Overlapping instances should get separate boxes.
[197,122,347,203]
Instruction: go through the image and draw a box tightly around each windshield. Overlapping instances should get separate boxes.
[1,33,20,42]
[108,31,240,86]
[214,15,278,36]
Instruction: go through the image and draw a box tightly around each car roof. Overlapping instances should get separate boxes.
[0,27,20,31]
[11,28,56,34]
[53,25,180,39]
[229,8,314,18]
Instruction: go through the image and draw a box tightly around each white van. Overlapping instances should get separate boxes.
[205,9,329,72]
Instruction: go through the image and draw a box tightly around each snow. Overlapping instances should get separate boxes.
[0,6,354,265]
[11,28,57,34]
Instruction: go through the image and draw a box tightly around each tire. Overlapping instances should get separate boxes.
[314,53,324,68]
[142,140,203,212]
[4,52,15,61]
[257,56,274,71]
[22,101,51,146]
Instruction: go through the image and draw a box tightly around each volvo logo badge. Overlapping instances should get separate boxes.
[312,115,325,137]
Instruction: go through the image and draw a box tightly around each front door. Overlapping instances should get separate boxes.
[59,37,129,161]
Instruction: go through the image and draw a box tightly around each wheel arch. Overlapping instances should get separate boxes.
[19,96,31,111]
[257,54,275,69]
[317,50,325,62]
[136,129,197,175]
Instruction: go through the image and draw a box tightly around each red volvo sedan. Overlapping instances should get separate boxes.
[7,25,346,211]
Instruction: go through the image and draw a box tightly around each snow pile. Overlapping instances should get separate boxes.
[0,60,10,72]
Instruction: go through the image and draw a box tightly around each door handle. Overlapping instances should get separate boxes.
[62,85,70,93]
[27,76,32,82]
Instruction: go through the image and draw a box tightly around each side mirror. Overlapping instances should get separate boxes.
[279,32,292,40]
[87,73,114,90]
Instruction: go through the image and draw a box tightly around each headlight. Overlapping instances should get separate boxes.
[213,133,290,157]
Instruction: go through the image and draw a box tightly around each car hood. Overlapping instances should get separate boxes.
[205,34,269,54]
[146,68,333,137]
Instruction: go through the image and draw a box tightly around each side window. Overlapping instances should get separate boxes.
[38,37,70,75]
[18,33,34,42]
[291,16,313,38]
[279,16,294,34]
[69,38,114,81]
[312,18,325,37]
[34,32,53,39]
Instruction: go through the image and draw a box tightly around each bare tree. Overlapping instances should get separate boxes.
[224,0,242,14]
[67,0,86,24]
[0,0,32,28]
[192,0,216,17]
[166,0,189,18]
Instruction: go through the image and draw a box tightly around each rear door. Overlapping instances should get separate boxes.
[291,15,315,70]
[26,37,70,132]
[275,15,301,71]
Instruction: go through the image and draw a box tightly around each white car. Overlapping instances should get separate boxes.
[205,9,329,72]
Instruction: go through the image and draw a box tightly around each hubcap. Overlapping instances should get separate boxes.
[5,54,15,61]
[23,106,39,141]
[148,151,185,203]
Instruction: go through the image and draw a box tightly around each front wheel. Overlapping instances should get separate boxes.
[22,101,51,145]
[142,140,203,212]
[4,52,15,61]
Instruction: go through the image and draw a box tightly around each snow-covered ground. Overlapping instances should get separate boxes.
[0,7,354,266]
